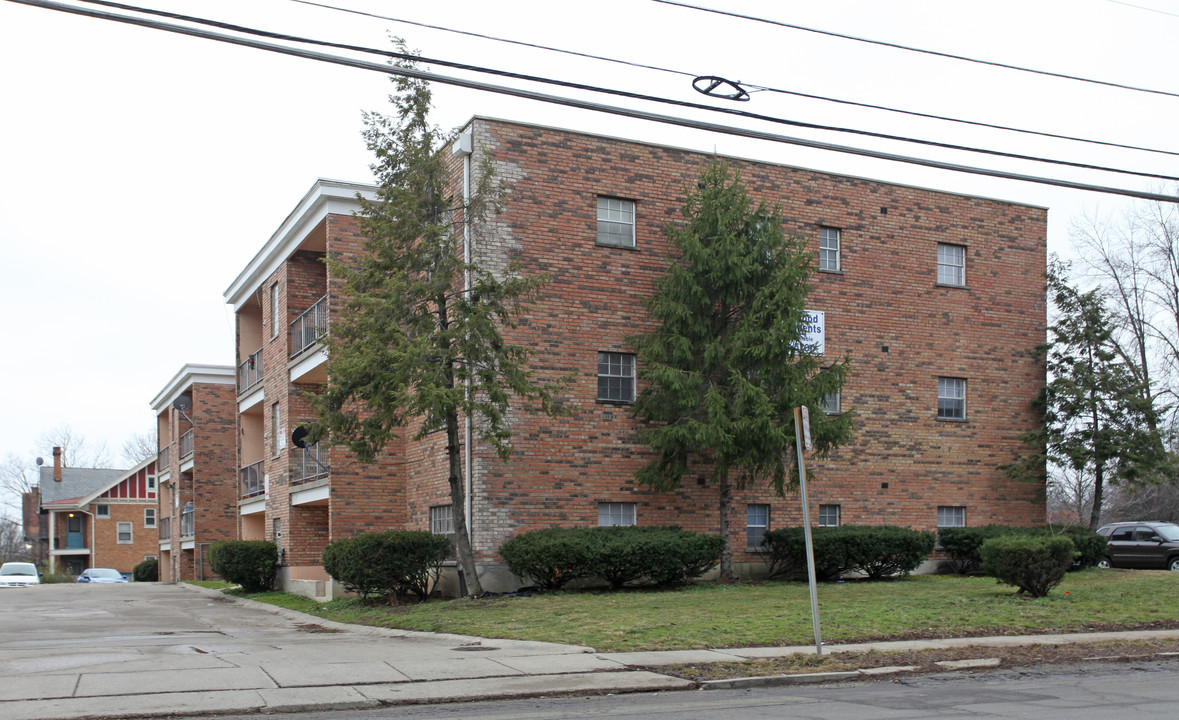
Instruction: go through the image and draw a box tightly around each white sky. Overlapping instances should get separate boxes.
[1,0,1175,515]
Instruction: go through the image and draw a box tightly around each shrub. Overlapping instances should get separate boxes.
[500,527,595,590]
[1043,526,1106,570]
[500,526,724,590]
[764,526,935,580]
[980,535,1074,597]
[133,557,159,582]
[208,540,277,593]
[937,525,1025,574]
[322,531,450,601]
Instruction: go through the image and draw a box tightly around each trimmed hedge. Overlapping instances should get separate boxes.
[939,525,1106,574]
[500,526,724,590]
[763,525,936,581]
[980,535,1074,597]
[208,540,277,593]
[133,557,158,582]
[322,530,450,602]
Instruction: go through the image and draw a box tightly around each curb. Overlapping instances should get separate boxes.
[699,658,1002,690]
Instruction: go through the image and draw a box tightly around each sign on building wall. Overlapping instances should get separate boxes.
[801,310,825,356]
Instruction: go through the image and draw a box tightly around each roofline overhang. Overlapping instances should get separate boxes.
[223,178,379,310]
[151,364,237,412]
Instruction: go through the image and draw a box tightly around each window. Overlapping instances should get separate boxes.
[937,506,966,528]
[430,505,456,558]
[818,227,841,272]
[597,352,636,403]
[937,377,966,420]
[147,475,156,491]
[117,522,133,544]
[818,504,841,527]
[596,197,635,248]
[270,282,281,338]
[144,508,156,528]
[820,392,841,415]
[937,243,965,286]
[96,504,109,518]
[145,554,157,561]
[598,502,636,527]
[747,504,769,549]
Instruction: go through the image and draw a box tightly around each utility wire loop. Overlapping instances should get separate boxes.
[693,76,750,102]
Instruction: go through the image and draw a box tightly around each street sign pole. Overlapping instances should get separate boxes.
[794,406,823,655]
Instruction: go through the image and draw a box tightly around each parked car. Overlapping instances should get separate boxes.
[1095,521,1179,571]
[0,562,41,587]
[76,568,130,583]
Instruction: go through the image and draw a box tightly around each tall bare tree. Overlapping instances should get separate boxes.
[121,431,158,465]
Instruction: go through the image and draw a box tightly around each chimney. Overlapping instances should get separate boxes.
[53,447,62,483]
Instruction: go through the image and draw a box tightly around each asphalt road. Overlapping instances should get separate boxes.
[194,659,1179,720]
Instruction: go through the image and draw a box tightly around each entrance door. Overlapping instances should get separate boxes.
[66,515,84,549]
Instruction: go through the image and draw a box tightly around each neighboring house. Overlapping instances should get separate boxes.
[21,486,49,566]
[39,447,158,576]
[151,364,238,581]
[224,118,1047,597]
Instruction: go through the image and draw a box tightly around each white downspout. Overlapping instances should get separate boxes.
[453,131,474,541]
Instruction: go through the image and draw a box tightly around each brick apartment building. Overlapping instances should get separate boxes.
[38,448,158,577]
[151,364,238,581]
[225,117,1046,597]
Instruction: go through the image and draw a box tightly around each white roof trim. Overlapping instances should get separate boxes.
[151,364,237,412]
[223,178,379,310]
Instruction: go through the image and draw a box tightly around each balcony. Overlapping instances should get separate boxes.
[158,445,170,471]
[240,460,264,499]
[238,349,263,394]
[180,504,194,538]
[179,429,194,460]
[292,443,329,485]
[159,516,171,541]
[290,294,328,359]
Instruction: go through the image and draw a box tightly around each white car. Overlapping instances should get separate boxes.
[0,562,41,587]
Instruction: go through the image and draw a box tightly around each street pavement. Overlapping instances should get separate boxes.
[2,582,1178,720]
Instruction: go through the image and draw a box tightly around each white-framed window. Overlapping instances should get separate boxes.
[117,522,133,544]
[145,554,157,561]
[598,502,637,527]
[818,504,841,527]
[597,352,636,403]
[937,377,967,420]
[820,392,841,415]
[937,505,966,528]
[270,282,281,338]
[430,505,456,559]
[596,197,636,248]
[937,243,966,286]
[819,227,841,272]
[147,475,156,491]
[96,504,110,518]
[746,504,769,549]
[144,508,156,528]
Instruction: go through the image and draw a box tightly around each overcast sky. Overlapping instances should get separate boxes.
[1,0,1175,515]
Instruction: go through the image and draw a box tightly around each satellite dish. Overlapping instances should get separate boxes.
[173,396,192,412]
[291,426,309,449]
[35,457,44,466]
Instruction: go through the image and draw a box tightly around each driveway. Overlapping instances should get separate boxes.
[0,583,683,720]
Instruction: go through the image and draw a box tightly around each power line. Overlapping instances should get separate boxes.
[288,0,1179,160]
[7,0,1178,204]
[1106,0,1179,20]
[652,0,1179,101]
[62,0,1179,184]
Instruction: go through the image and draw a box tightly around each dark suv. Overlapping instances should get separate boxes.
[1095,521,1179,571]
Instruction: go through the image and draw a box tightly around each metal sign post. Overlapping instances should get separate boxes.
[794,406,823,655]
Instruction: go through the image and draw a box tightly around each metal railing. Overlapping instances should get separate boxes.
[159,516,171,541]
[237,349,263,394]
[240,460,264,499]
[291,443,329,485]
[158,445,170,471]
[289,294,328,358]
[180,505,194,538]
[179,429,194,460]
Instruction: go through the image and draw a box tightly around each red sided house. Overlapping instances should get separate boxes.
[151,364,238,581]
[38,447,158,577]
[224,118,1047,597]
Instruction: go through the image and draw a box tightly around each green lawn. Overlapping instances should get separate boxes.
[214,569,1179,653]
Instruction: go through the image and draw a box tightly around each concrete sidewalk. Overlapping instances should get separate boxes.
[3,583,1179,720]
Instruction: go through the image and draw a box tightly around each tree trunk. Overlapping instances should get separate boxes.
[445,407,483,597]
[717,469,733,582]
[1089,460,1105,532]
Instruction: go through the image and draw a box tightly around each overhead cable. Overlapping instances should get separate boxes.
[7,0,1178,204]
[653,0,1179,101]
[288,0,1179,159]
[61,0,1179,184]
